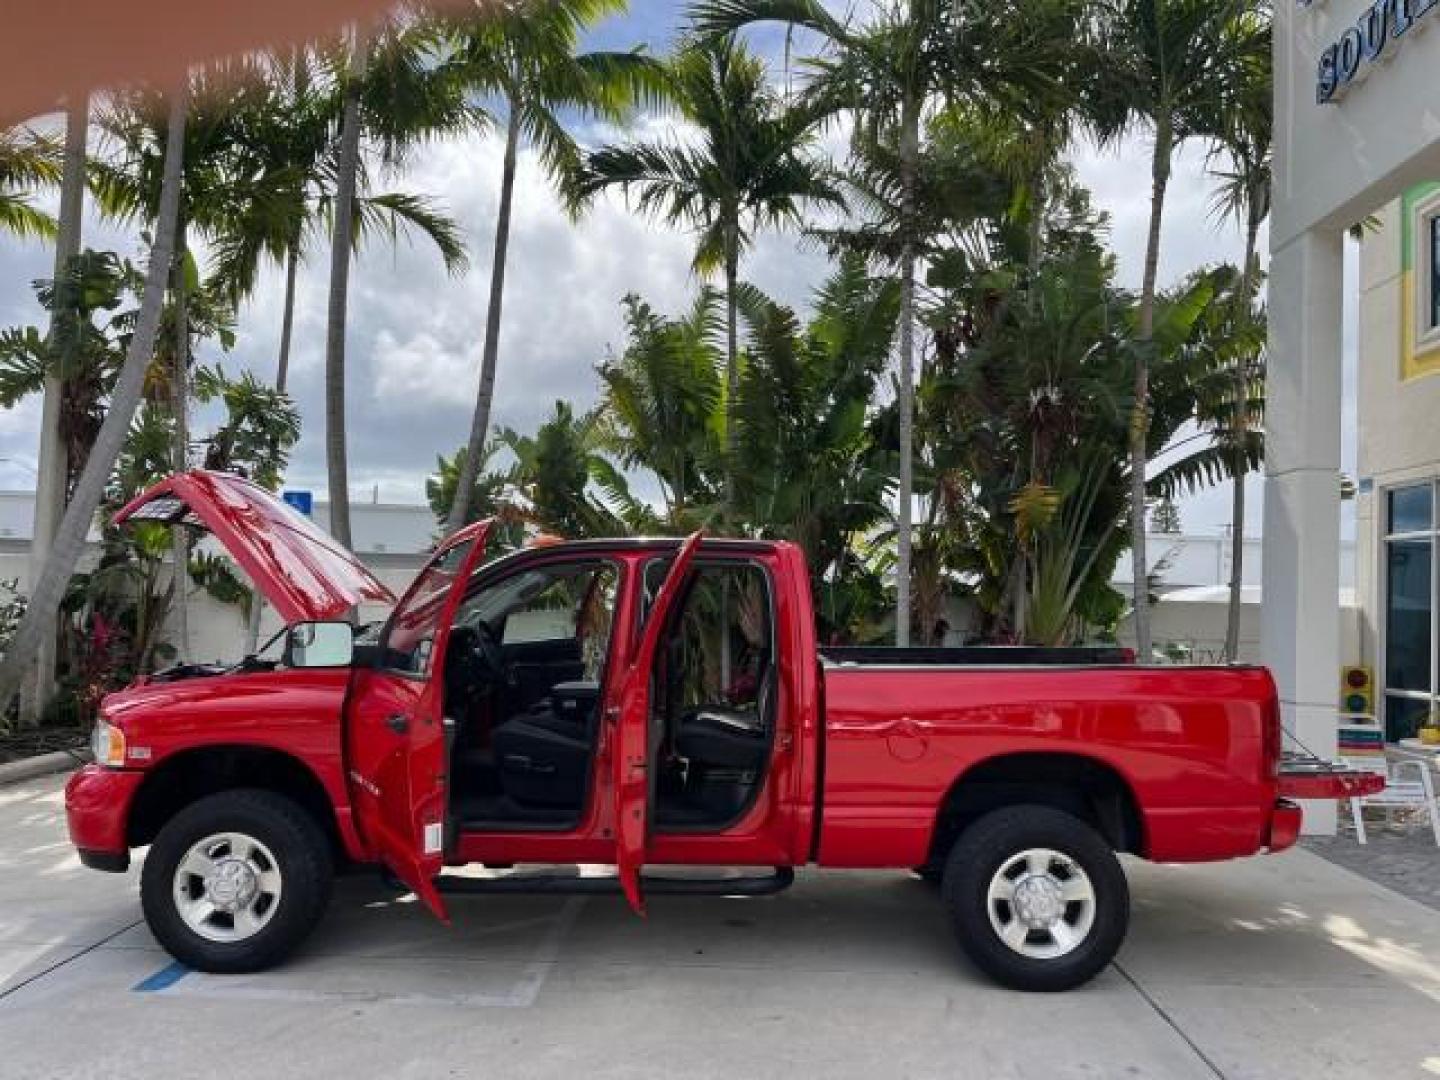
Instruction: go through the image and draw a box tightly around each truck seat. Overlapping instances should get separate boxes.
[491,681,601,809]
[675,706,767,772]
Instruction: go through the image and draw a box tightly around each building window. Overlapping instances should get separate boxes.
[1384,482,1438,740]
[1431,215,1440,330]
[1405,186,1440,378]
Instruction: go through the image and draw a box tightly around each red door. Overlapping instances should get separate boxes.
[347,520,492,920]
[611,532,704,914]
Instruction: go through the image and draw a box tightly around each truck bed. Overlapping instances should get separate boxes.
[819,645,1136,666]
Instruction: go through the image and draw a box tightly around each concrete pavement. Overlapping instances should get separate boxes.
[4,771,1440,1079]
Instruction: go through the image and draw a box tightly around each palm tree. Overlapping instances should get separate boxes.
[0,124,60,240]
[1208,47,1271,661]
[0,81,188,707]
[209,45,467,399]
[571,35,841,518]
[27,93,89,718]
[325,28,367,552]
[323,19,471,550]
[1087,0,1270,659]
[1147,263,1266,654]
[95,63,284,656]
[695,0,1050,643]
[442,0,666,533]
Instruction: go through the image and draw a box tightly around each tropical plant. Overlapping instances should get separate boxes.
[212,45,468,395]
[730,255,898,633]
[572,34,841,515]
[1087,0,1271,658]
[442,0,665,533]
[0,251,134,492]
[696,0,1071,643]
[596,288,727,522]
[0,124,60,240]
[0,81,188,709]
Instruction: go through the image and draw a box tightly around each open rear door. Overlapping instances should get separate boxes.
[346,519,493,921]
[612,532,703,915]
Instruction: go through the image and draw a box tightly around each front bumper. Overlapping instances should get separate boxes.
[65,764,145,870]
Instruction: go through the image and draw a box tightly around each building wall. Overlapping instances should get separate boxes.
[1357,189,1440,737]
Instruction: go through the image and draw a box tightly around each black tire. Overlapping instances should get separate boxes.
[140,789,333,973]
[941,805,1128,992]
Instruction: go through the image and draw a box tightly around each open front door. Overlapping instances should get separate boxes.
[347,520,492,921]
[612,532,704,915]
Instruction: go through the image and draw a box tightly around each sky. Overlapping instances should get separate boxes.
[0,3,1360,541]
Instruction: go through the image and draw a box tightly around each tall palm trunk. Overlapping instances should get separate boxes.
[242,244,300,656]
[276,246,299,393]
[324,30,366,551]
[1129,111,1174,663]
[170,219,190,661]
[0,82,188,705]
[448,105,521,534]
[23,91,88,722]
[1224,205,1260,662]
[723,214,739,518]
[895,94,919,648]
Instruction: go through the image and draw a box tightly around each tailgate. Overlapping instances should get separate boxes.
[1277,753,1386,799]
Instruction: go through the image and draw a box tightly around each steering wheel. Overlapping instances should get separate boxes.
[445,620,508,705]
[471,620,507,687]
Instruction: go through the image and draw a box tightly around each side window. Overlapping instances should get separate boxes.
[460,562,620,682]
[657,561,773,714]
[380,537,475,676]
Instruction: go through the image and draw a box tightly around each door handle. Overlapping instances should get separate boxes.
[387,714,410,734]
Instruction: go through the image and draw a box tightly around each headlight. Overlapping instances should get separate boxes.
[91,719,127,768]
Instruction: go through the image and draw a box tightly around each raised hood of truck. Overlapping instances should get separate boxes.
[113,470,396,623]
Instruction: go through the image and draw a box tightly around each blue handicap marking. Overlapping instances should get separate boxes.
[132,960,191,993]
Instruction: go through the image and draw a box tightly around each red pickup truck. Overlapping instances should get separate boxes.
[65,471,1374,992]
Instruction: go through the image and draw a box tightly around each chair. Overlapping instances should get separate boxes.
[1339,727,1440,846]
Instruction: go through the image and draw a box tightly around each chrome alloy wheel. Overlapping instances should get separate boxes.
[985,847,1096,960]
[172,832,283,943]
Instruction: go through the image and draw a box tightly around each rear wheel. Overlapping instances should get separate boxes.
[941,805,1128,992]
[141,789,333,973]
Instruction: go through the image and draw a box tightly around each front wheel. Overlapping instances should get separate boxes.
[140,789,333,973]
[941,805,1129,992]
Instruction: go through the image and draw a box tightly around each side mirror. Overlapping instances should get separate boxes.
[286,621,355,669]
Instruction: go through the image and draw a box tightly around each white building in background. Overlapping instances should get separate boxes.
[1271,0,1440,832]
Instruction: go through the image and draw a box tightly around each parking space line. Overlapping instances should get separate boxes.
[132,960,190,993]
[0,919,143,1004]
[1112,960,1227,1080]
[127,896,587,1009]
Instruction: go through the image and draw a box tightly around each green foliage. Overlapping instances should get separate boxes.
[0,125,61,240]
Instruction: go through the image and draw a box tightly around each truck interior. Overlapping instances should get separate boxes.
[439,553,776,834]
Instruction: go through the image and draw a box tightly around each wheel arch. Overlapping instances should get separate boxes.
[127,744,356,863]
[926,751,1145,869]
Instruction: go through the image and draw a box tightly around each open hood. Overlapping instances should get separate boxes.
[113,470,396,623]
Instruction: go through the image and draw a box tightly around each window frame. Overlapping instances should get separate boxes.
[1412,189,1440,358]
[1381,478,1440,740]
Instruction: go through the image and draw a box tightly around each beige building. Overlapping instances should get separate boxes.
[1356,185,1440,741]
[1271,0,1440,831]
